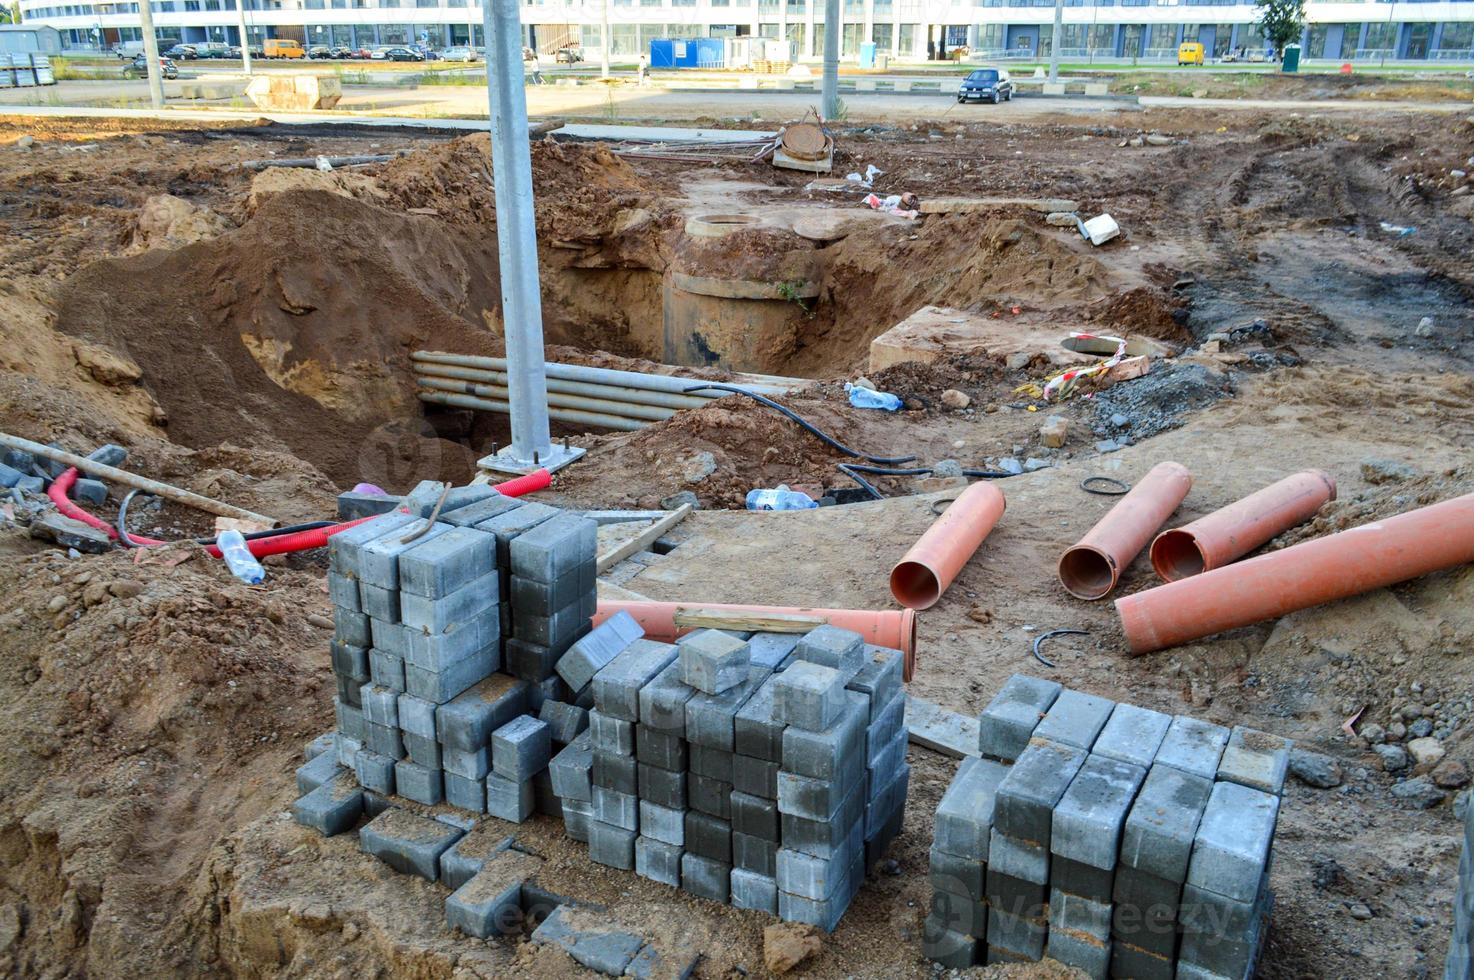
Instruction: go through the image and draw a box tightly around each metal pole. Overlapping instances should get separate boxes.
[601,0,610,78]
[236,0,252,73]
[479,0,584,475]
[821,0,839,119]
[137,0,164,108]
[1048,0,1062,80]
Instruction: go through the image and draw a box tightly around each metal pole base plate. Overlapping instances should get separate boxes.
[477,444,586,477]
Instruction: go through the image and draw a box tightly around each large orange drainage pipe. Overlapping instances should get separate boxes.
[1150,469,1336,582]
[889,481,1006,610]
[1058,461,1192,600]
[597,600,919,680]
[1118,492,1474,655]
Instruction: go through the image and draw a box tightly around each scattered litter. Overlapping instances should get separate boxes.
[1077,213,1121,246]
[843,164,884,187]
[1031,627,1087,668]
[746,485,819,511]
[845,382,903,411]
[1016,333,1131,402]
[862,193,919,219]
[1379,221,1417,237]
[218,529,266,585]
[1080,475,1131,496]
[315,155,334,172]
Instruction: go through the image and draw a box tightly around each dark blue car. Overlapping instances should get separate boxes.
[958,67,1014,104]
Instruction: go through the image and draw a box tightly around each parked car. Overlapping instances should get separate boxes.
[368,45,394,59]
[1177,41,1205,65]
[227,44,265,58]
[349,47,373,59]
[123,54,178,79]
[440,46,480,62]
[263,38,305,59]
[956,67,1013,104]
[163,43,197,60]
[194,42,230,58]
[554,46,582,63]
[382,46,424,62]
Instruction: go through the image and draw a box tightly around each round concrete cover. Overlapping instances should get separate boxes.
[781,123,828,161]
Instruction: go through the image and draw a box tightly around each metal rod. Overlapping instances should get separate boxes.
[415,377,677,422]
[821,0,840,120]
[0,432,278,525]
[417,390,644,432]
[413,364,713,410]
[411,351,797,397]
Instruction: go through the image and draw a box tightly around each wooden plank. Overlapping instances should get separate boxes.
[595,505,692,574]
[919,196,1079,215]
[904,694,979,759]
[671,608,828,634]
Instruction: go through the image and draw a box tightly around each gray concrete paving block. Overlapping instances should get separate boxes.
[359,807,464,881]
[772,660,848,733]
[688,773,733,819]
[436,673,529,752]
[934,755,1008,861]
[510,563,595,617]
[1177,886,1270,980]
[509,511,597,583]
[330,639,369,683]
[633,726,686,774]
[334,732,363,770]
[734,756,779,801]
[292,770,364,836]
[781,781,864,859]
[638,660,697,735]
[486,772,535,822]
[358,581,401,623]
[866,689,907,762]
[1052,853,1115,904]
[395,760,445,806]
[1052,753,1147,869]
[731,868,779,913]
[1155,715,1230,780]
[638,761,686,810]
[355,748,397,794]
[680,852,731,904]
[360,520,452,590]
[593,750,638,796]
[504,638,560,685]
[550,731,595,801]
[369,618,409,658]
[328,573,362,615]
[534,766,563,817]
[731,790,779,841]
[513,602,593,651]
[556,610,645,693]
[678,629,751,695]
[444,770,487,814]
[476,499,560,563]
[405,647,497,705]
[296,750,342,795]
[922,912,979,969]
[685,666,770,751]
[626,942,701,980]
[781,692,867,780]
[1033,689,1117,752]
[748,632,801,670]
[439,827,517,891]
[593,785,639,831]
[794,625,866,673]
[335,699,366,742]
[778,823,861,900]
[1112,864,1182,958]
[400,571,498,635]
[1121,763,1213,882]
[1217,725,1293,796]
[685,810,732,862]
[337,490,405,522]
[1109,940,1175,980]
[778,877,853,934]
[987,829,1048,885]
[994,738,1088,848]
[334,609,373,650]
[589,819,638,870]
[396,693,438,740]
[777,769,854,824]
[335,674,364,710]
[538,699,589,745]
[304,731,336,762]
[445,848,540,939]
[491,714,552,781]
[594,638,679,722]
[929,843,984,902]
[562,797,593,842]
[368,648,405,693]
[589,709,635,756]
[441,491,524,529]
[1051,887,1112,941]
[734,830,777,876]
[531,905,645,976]
[866,763,910,843]
[639,801,685,846]
[635,835,683,887]
[734,674,785,762]
[848,646,904,721]
[1093,702,1172,770]
[1044,926,1111,980]
[977,674,1063,762]
[399,525,496,598]
[1186,781,1279,903]
[442,743,490,781]
[988,906,1047,960]
[328,510,419,576]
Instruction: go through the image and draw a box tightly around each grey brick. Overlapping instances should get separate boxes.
[635,835,684,887]
[1110,940,1175,980]
[778,823,860,900]
[510,564,595,616]
[561,797,592,842]
[994,738,1088,848]
[638,763,686,810]
[360,520,452,590]
[988,829,1048,885]
[530,905,645,975]
[929,845,984,903]
[777,770,854,823]
[438,826,516,891]
[358,582,400,623]
[405,609,497,671]
[685,666,770,750]
[330,639,369,681]
[639,661,697,734]
[589,819,637,870]
[685,810,732,862]
[443,743,490,780]
[1217,725,1292,796]
[1051,887,1112,940]
[680,852,730,903]
[734,756,779,800]
[437,674,529,751]
[445,771,486,812]
[781,691,866,780]
[292,770,364,836]
[394,760,444,805]
[1045,925,1111,980]
[866,763,910,842]
[848,646,904,721]
[445,849,538,939]
[396,693,438,740]
[337,490,404,521]
[986,864,1047,921]
[988,906,1047,960]
[687,773,733,818]
[690,744,733,782]
[1113,865,1182,958]
[781,779,864,859]
[1186,781,1279,903]
[359,807,463,881]
[368,648,405,693]
[335,674,364,709]
[504,638,559,684]
[933,755,1009,861]
[369,618,409,658]
[485,773,535,822]
[399,525,496,598]
[922,912,979,969]
[734,830,777,876]
[868,730,908,790]
[1053,853,1115,904]
[1178,884,1270,979]
[404,730,442,769]
[678,629,751,695]
[328,573,362,614]
[589,709,635,755]
[593,750,638,795]
[1052,754,1148,870]
[549,730,593,802]
[978,674,1063,762]
[734,674,786,761]
[778,873,854,933]
[334,698,366,741]
[593,785,639,831]
[509,511,597,583]
[363,722,404,761]
[1155,715,1230,780]
[866,687,907,761]
[304,731,336,761]
[334,609,373,649]
[772,660,848,732]
[405,649,496,704]
[1033,689,1116,751]
[636,727,687,772]
[731,868,779,913]
[513,603,592,650]
[640,801,685,845]
[491,714,552,781]
[538,699,588,744]
[593,638,679,722]
[555,610,644,693]
[1121,763,1213,882]
[328,510,419,576]
[296,749,341,795]
[748,632,800,670]
[334,733,363,770]
[794,625,865,673]
[400,572,498,635]
[442,491,525,529]
[732,790,779,840]
[476,500,559,564]
[1093,702,1172,770]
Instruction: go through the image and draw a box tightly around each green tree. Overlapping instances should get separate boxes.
[0,2,19,23]
[1253,0,1306,55]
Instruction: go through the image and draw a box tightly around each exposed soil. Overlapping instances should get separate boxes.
[0,101,1472,979]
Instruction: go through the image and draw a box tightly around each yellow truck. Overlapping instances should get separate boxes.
[263,38,305,59]
[1177,41,1205,65]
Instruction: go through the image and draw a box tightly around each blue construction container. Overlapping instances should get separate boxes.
[649,36,726,69]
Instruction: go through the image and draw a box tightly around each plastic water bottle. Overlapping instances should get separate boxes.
[746,485,818,511]
[845,383,902,412]
[218,529,266,585]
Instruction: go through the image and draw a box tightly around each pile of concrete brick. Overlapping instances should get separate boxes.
[548,620,909,931]
[925,674,1288,979]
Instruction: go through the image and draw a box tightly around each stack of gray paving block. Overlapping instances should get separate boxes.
[1445,798,1474,979]
[548,623,909,932]
[507,510,598,711]
[925,674,1289,978]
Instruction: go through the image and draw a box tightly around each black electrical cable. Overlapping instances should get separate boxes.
[1032,628,1088,668]
[1081,476,1131,496]
[116,489,151,549]
[192,521,335,547]
[837,462,1018,500]
[682,383,917,465]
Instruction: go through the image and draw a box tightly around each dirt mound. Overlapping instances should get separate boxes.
[1086,285,1191,342]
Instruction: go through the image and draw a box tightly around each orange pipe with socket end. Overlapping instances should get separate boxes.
[596,600,919,681]
[1058,461,1193,600]
[889,481,1007,610]
[1117,492,1474,655]
[1150,469,1337,582]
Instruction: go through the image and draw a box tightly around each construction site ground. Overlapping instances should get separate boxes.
[0,96,1471,979]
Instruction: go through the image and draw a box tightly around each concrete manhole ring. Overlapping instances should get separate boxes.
[685,213,761,238]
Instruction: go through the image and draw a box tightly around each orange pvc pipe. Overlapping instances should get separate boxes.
[1150,469,1336,581]
[889,481,1006,611]
[1118,492,1474,655]
[596,599,919,681]
[1058,461,1192,600]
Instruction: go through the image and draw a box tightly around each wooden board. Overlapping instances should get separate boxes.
[904,695,979,759]
[595,505,692,574]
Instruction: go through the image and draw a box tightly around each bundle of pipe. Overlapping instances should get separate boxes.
[412,351,798,431]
